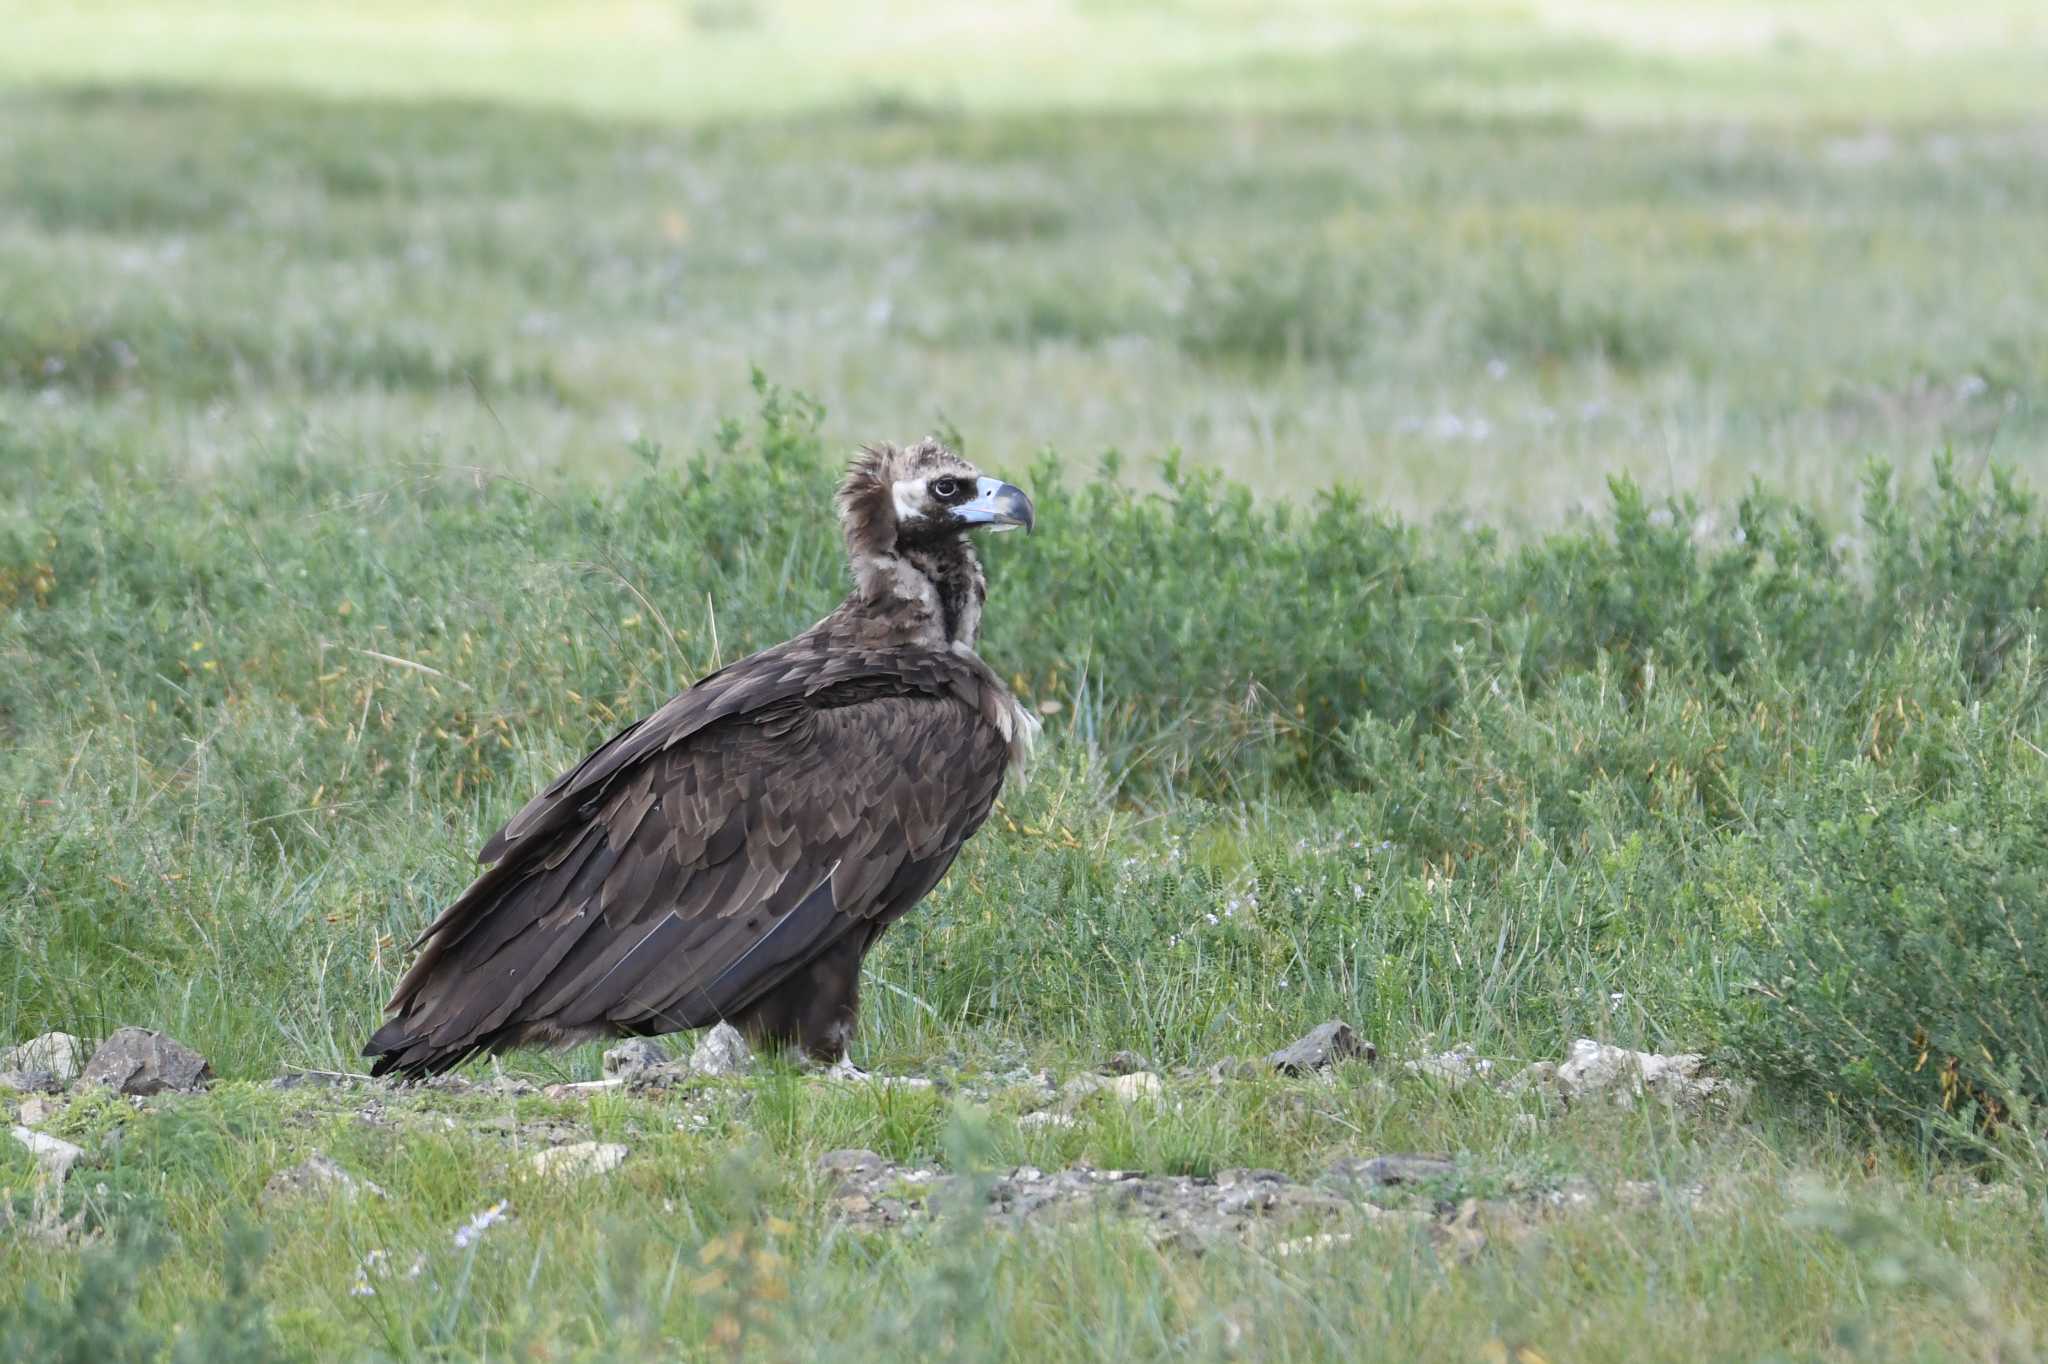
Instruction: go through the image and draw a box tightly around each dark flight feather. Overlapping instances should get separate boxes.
[364,441,1034,1078]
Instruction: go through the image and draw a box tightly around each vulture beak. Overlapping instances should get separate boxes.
[955,477,1035,534]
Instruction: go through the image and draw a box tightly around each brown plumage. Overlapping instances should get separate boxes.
[364,440,1037,1078]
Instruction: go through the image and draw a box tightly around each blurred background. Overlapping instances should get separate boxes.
[4,0,2044,521]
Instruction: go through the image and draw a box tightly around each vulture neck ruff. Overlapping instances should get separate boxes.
[836,446,991,651]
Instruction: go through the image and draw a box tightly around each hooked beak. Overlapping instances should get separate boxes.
[954,477,1035,533]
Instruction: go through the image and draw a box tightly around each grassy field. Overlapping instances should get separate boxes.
[5,4,2048,1360]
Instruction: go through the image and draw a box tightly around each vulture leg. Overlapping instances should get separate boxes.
[733,929,874,1062]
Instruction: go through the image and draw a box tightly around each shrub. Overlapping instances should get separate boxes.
[1720,640,2048,1140]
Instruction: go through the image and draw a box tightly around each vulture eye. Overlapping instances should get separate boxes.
[931,477,962,501]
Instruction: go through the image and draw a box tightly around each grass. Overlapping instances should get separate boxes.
[4,4,2048,1360]
[3,47,2046,519]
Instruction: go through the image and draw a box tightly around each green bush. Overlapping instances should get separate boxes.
[3,377,2046,1111]
[0,1218,289,1364]
[1720,639,2048,1139]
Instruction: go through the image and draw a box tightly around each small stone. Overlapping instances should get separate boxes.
[79,1028,211,1095]
[1326,1155,1458,1189]
[11,1125,85,1184]
[16,1096,56,1127]
[542,1078,625,1100]
[1552,1039,1741,1111]
[998,1067,1057,1094]
[1271,1230,1356,1258]
[1266,1021,1376,1075]
[818,1148,886,1180]
[2,1033,84,1083]
[1098,1050,1151,1075]
[0,1070,62,1094]
[262,1152,386,1205]
[1108,1072,1164,1102]
[689,1023,752,1078]
[1018,1111,1076,1131]
[1215,1167,1289,1187]
[1060,1073,1106,1102]
[602,1039,670,1078]
[475,1075,537,1098]
[1403,1044,1493,1085]
[530,1142,629,1179]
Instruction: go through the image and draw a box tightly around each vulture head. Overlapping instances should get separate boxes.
[837,439,1034,649]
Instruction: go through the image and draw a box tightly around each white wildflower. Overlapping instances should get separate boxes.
[453,1200,511,1250]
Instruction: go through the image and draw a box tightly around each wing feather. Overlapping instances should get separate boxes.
[364,645,1013,1078]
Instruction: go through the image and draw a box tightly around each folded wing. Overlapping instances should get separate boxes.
[364,664,1007,1078]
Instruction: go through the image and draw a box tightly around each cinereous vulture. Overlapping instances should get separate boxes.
[364,440,1036,1078]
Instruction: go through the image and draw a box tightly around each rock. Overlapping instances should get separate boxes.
[997,1067,1057,1095]
[15,1095,57,1127]
[1018,1111,1076,1131]
[1403,1044,1494,1085]
[1098,1050,1151,1076]
[2,1032,84,1083]
[1266,1021,1376,1075]
[1327,1154,1458,1190]
[815,1060,936,1089]
[818,1148,887,1179]
[531,1142,629,1179]
[541,1078,625,1100]
[1056,1070,1162,1109]
[0,1070,62,1094]
[79,1028,211,1095]
[11,1126,85,1184]
[602,1039,671,1078]
[1060,1073,1106,1102]
[1550,1039,1742,1111]
[1108,1072,1164,1102]
[689,1023,752,1078]
[1270,1230,1356,1258]
[262,1152,386,1206]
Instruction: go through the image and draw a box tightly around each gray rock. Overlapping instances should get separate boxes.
[1403,1044,1494,1085]
[262,1152,386,1205]
[818,1148,887,1181]
[602,1039,671,1078]
[1098,1050,1151,1075]
[2,1032,84,1083]
[0,1070,63,1094]
[11,1125,85,1184]
[79,1028,211,1095]
[1108,1072,1164,1101]
[689,1023,752,1078]
[1266,1021,1376,1075]
[1326,1155,1458,1189]
[1549,1039,1743,1111]
[1060,1072,1107,1103]
[15,1095,57,1128]
[531,1141,629,1179]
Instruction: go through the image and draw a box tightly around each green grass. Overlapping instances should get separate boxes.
[2,61,2046,519]
[5,5,2048,1359]
[4,388,2045,1360]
